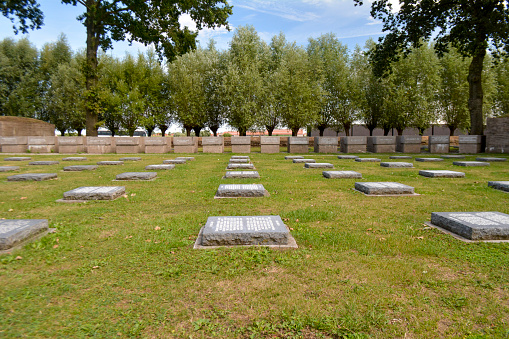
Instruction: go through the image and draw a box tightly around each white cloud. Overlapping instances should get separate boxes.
[232,0,319,22]
[366,16,382,26]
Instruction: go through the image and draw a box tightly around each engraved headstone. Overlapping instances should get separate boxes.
[119,157,141,161]
[229,158,249,164]
[175,157,195,161]
[285,156,304,160]
[292,159,316,163]
[231,156,250,160]
[389,156,412,159]
[63,165,98,171]
[163,159,186,164]
[63,186,125,200]
[419,170,465,178]
[380,162,413,168]
[8,173,57,181]
[304,163,334,168]
[0,166,19,172]
[355,158,381,162]
[62,157,87,161]
[226,163,255,170]
[441,155,465,159]
[488,181,509,193]
[338,155,359,159]
[476,157,507,162]
[430,212,509,240]
[145,164,175,170]
[0,219,48,251]
[4,157,31,161]
[29,161,59,165]
[415,158,444,162]
[453,161,490,167]
[115,172,157,181]
[97,161,124,165]
[215,184,268,198]
[224,171,260,179]
[322,171,362,179]
[355,182,415,195]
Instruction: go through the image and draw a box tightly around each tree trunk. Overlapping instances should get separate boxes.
[448,125,456,136]
[291,127,300,136]
[146,127,154,137]
[317,126,325,136]
[59,129,66,136]
[210,127,218,137]
[265,125,275,136]
[238,128,247,136]
[396,128,403,136]
[77,129,82,136]
[193,126,202,137]
[468,50,486,135]
[342,122,351,136]
[383,127,390,136]
[159,124,168,137]
[84,1,100,137]
[128,128,135,137]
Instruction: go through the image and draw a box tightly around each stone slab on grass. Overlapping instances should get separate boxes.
[8,173,57,181]
[229,158,249,163]
[415,158,444,162]
[304,163,334,168]
[231,156,250,160]
[285,156,304,160]
[163,159,186,164]
[441,155,466,159]
[4,157,31,161]
[380,162,413,168]
[175,157,195,161]
[0,166,19,172]
[338,155,359,159]
[389,156,412,159]
[224,171,260,179]
[62,186,125,201]
[119,157,141,161]
[323,171,362,179]
[430,212,509,241]
[0,219,48,251]
[292,159,316,163]
[145,164,175,170]
[62,157,87,161]
[476,157,507,162]
[419,170,465,178]
[355,182,416,196]
[63,165,98,171]
[453,161,490,167]
[29,161,59,165]
[355,158,381,162]
[215,184,268,198]
[115,172,157,181]
[488,181,509,193]
[227,163,255,170]
[97,161,124,166]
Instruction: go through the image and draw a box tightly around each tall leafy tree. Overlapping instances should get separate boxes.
[354,0,509,135]
[203,41,226,137]
[492,58,509,117]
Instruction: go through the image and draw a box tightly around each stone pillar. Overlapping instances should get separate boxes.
[87,137,115,154]
[143,137,170,153]
[288,137,309,153]
[202,137,224,153]
[486,117,509,153]
[173,137,198,153]
[367,136,396,153]
[340,136,367,153]
[313,137,338,153]
[459,135,485,154]
[396,135,421,153]
[115,137,142,153]
[429,136,450,153]
[260,136,280,153]
[57,136,86,153]
[231,136,251,153]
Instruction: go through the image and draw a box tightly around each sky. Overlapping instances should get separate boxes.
[0,0,392,58]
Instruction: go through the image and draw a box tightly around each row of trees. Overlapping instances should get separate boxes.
[1,27,508,136]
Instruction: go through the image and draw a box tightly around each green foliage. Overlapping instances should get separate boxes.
[0,0,44,34]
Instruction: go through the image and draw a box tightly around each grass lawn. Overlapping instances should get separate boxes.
[0,152,508,338]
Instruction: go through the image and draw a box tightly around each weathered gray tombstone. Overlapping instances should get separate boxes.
[355,182,416,195]
[288,137,309,153]
[419,170,465,178]
[367,136,396,153]
[428,136,450,154]
[231,156,249,159]
[261,136,280,153]
[175,157,195,161]
[390,155,412,159]
[340,136,367,153]
[62,186,125,201]
[338,155,359,159]
[145,164,175,170]
[304,163,334,168]
[292,158,316,163]
[173,137,198,153]
[63,165,98,171]
[488,181,509,192]
[476,157,507,162]
[163,159,186,164]
[224,171,260,179]
[115,172,157,181]
[97,161,124,165]
[8,173,57,181]
[430,212,509,241]
[144,137,170,153]
[0,166,19,172]
[396,135,421,153]
[459,135,485,154]
[0,219,49,251]
[314,137,338,153]
[380,162,413,168]
[285,156,304,160]
[215,184,268,198]
[62,157,87,161]
[57,136,86,153]
[323,171,362,179]
[415,158,444,162]
[87,137,115,154]
[355,158,381,162]
[453,161,490,167]
[231,136,251,153]
[4,157,31,161]
[194,215,297,248]
[119,157,141,161]
[28,161,59,165]
[202,137,224,153]
[229,158,249,164]
[441,155,465,159]
[115,137,142,154]
[226,163,255,170]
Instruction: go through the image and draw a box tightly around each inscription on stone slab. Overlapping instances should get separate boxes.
[355,182,415,195]
[453,161,490,167]
[224,171,260,179]
[145,164,175,170]
[355,158,381,162]
[285,156,304,160]
[419,170,465,178]
[0,219,48,250]
[62,157,87,161]
[380,162,413,168]
[229,158,249,163]
[488,181,509,192]
[338,155,359,159]
[115,172,157,181]
[0,166,19,172]
[175,157,195,161]
[476,157,507,162]
[304,163,334,168]
[415,158,444,162]
[431,212,509,240]
[163,159,186,164]
[119,157,141,161]
[323,171,362,179]
[4,157,31,161]
[292,159,316,163]
[227,163,255,170]
[389,156,412,159]
[63,186,125,200]
[8,173,57,181]
[29,161,59,165]
[215,184,267,198]
[231,156,250,160]
[97,161,124,165]
[201,216,288,246]
[441,155,465,159]
[63,165,98,171]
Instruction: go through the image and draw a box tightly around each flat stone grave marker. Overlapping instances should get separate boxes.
[163,159,186,164]
[0,166,19,172]
[97,161,123,165]
[419,170,465,178]
[441,155,465,159]
[63,165,98,171]
[229,158,249,164]
[119,157,141,161]
[355,182,416,196]
[389,156,412,159]
[355,158,381,162]
[453,161,489,167]
[175,157,195,161]
[323,171,362,179]
[145,164,175,170]
[215,184,268,198]
[62,157,87,161]
[194,215,297,248]
[476,157,507,162]
[62,186,125,201]
[415,158,444,162]
[380,162,413,168]
[8,173,57,181]
[115,172,157,181]
[338,155,359,159]
[304,163,333,168]
[231,156,250,160]
[285,156,304,160]
[0,219,48,251]
[430,212,509,241]
[292,159,316,163]
[227,163,255,170]
[4,157,31,161]
[29,161,59,165]
[488,181,509,193]
[224,171,260,179]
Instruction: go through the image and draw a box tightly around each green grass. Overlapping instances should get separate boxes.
[0,152,508,338]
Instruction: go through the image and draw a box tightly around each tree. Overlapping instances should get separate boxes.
[0,0,43,33]
[355,0,509,135]
[492,59,509,117]
[203,41,226,137]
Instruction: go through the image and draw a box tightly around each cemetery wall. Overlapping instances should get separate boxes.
[0,116,55,137]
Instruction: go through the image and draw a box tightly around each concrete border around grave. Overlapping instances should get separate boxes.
[424,222,509,243]
[352,188,420,197]
[0,228,56,254]
[193,226,298,249]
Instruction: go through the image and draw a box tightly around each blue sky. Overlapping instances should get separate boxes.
[0,0,390,57]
